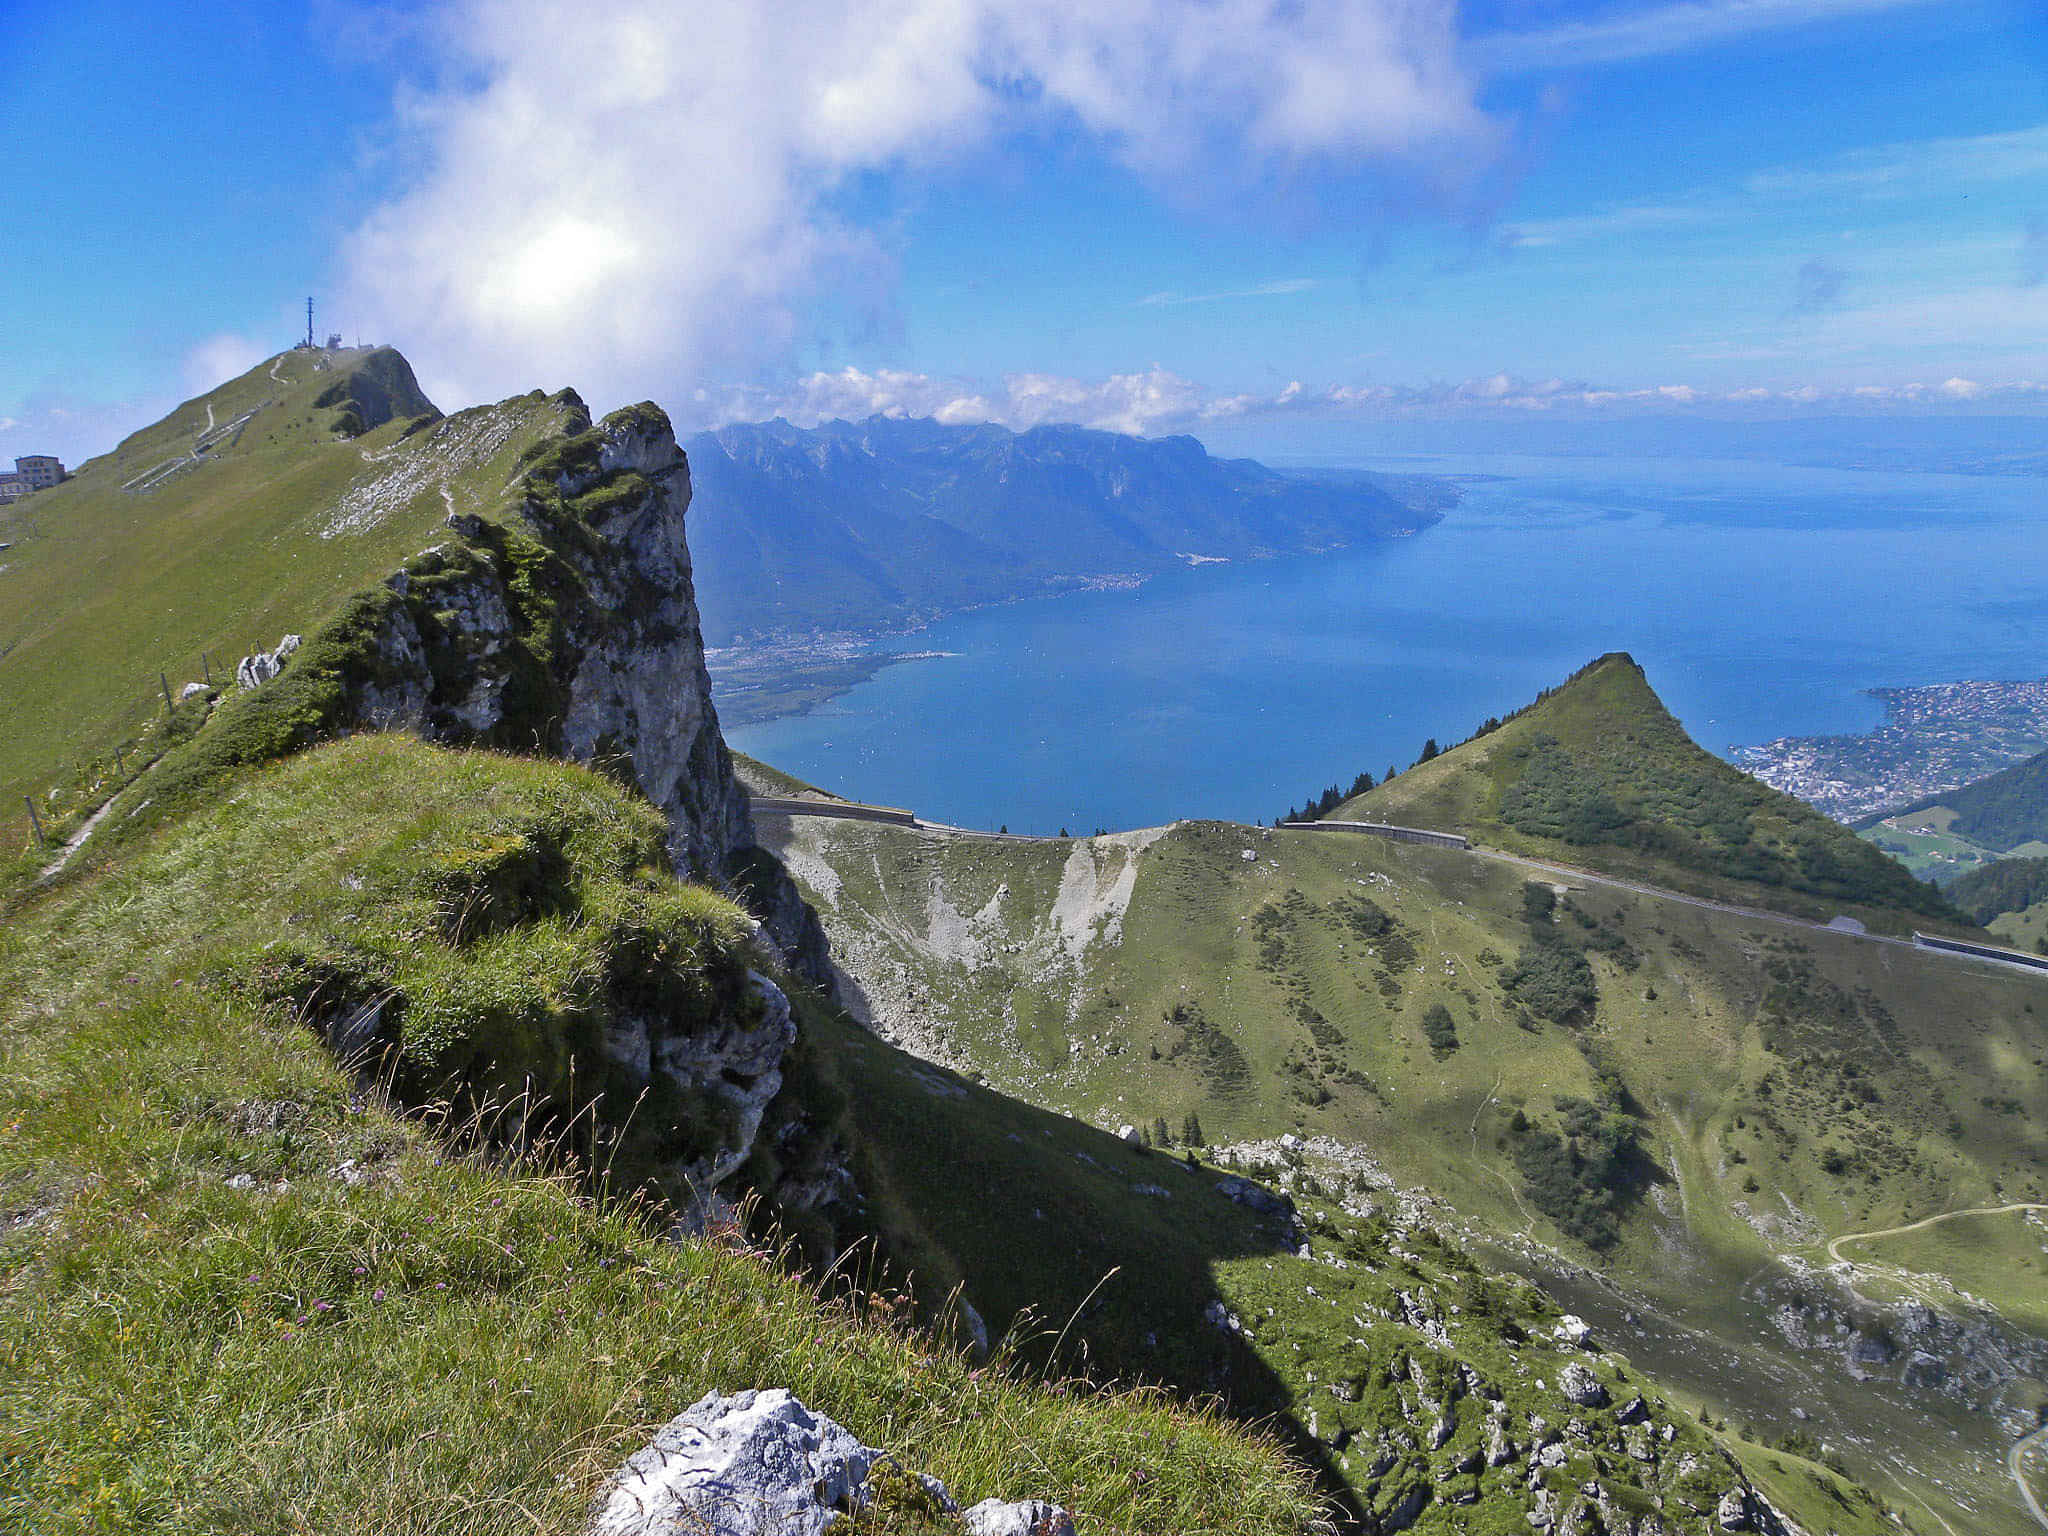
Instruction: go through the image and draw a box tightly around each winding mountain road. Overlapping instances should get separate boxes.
[1825,1202,2048,1267]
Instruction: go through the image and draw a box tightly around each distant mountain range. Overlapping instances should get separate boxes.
[681,415,1455,646]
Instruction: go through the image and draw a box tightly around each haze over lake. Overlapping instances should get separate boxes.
[726,455,2048,836]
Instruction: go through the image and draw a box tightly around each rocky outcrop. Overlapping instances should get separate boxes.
[339,399,749,880]
[256,392,830,987]
[237,633,301,690]
[603,970,796,1200]
[587,1389,1073,1536]
[1557,1361,1609,1408]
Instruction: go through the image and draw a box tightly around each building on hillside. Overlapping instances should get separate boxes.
[0,455,68,503]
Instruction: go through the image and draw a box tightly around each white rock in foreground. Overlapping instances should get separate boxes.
[963,1498,1076,1536]
[585,1388,879,1536]
[588,1388,1074,1536]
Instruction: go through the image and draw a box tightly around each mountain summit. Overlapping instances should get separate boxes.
[1335,653,1963,928]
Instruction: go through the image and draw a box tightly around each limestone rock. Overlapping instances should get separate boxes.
[587,1391,1085,1536]
[1553,1314,1594,1350]
[585,1388,880,1536]
[603,970,796,1198]
[1485,1414,1518,1467]
[326,400,834,989]
[236,633,301,690]
[963,1498,1076,1536]
[1557,1361,1609,1408]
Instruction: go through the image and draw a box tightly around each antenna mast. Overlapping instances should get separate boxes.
[305,297,315,350]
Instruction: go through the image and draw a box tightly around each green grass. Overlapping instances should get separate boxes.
[1328,654,1966,934]
[1844,1210,2048,1338]
[1990,899,2048,953]
[0,347,577,856]
[0,735,1327,1535]
[1,731,1841,1535]
[731,750,849,801]
[1860,823,2005,883]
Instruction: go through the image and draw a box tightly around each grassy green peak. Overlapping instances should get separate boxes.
[1337,654,1964,929]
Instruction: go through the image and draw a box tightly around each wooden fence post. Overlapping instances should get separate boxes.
[24,797,43,848]
[160,672,174,712]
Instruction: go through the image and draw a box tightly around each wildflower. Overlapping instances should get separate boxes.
[353,1266,367,1275]
[313,1300,332,1312]
[372,1288,385,1302]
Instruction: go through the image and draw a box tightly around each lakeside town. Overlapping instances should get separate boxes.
[1734,675,2048,822]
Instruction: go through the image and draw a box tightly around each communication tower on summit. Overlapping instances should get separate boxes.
[305,297,315,351]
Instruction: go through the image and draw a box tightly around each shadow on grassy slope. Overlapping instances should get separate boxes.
[0,734,1328,1535]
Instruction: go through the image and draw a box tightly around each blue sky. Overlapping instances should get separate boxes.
[5,0,2048,464]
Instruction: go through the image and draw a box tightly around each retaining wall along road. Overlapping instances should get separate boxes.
[1281,819,1470,850]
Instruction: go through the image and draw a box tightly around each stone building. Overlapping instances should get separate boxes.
[0,454,67,503]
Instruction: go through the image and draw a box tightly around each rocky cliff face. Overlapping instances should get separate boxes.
[300,393,828,982]
[340,396,749,877]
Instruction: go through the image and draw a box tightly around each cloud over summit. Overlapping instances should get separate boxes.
[342,0,1495,412]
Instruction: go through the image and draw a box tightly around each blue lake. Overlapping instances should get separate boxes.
[725,455,2048,835]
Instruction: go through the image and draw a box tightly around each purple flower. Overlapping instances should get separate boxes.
[313,1300,332,1312]
[372,1288,385,1302]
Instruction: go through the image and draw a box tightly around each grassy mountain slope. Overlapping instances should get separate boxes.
[762,807,2048,1532]
[1327,654,1963,933]
[0,736,1324,1534]
[683,415,1448,645]
[0,346,580,851]
[1859,746,2048,892]
[0,734,1835,1535]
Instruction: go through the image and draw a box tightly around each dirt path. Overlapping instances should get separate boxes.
[1825,1202,2048,1266]
[39,795,119,880]
[2010,1423,2048,1534]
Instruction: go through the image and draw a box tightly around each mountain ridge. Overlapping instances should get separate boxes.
[681,412,1454,646]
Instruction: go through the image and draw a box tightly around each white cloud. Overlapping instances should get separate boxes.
[1469,0,1938,76]
[701,362,2048,436]
[1505,202,1706,247]
[702,364,1224,436]
[180,334,269,397]
[1743,122,2048,199]
[1137,279,1320,307]
[342,0,1495,414]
